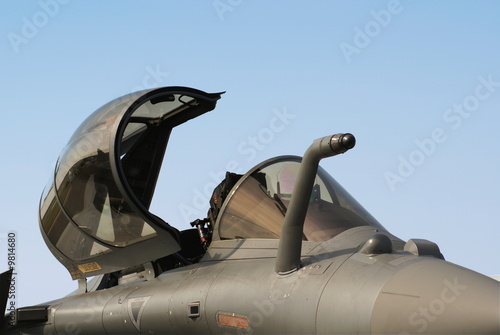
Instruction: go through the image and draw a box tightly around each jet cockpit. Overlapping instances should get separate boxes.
[39,86,384,281]
[2,86,497,335]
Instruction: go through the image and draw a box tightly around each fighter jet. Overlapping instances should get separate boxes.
[1,87,499,334]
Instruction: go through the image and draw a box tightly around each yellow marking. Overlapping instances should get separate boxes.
[78,262,102,273]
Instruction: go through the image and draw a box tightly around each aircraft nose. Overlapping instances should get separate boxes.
[371,259,499,334]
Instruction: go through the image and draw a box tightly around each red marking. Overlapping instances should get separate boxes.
[217,313,249,329]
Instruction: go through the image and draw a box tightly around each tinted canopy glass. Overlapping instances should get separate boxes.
[217,157,384,242]
[40,87,222,279]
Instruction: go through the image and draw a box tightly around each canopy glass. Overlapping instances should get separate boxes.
[39,87,222,279]
[216,157,384,241]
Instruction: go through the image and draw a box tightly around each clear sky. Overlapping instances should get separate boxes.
[1,1,499,307]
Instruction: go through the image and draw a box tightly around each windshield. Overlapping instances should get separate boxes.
[217,156,383,242]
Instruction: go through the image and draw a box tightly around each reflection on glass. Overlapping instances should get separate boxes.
[50,93,201,249]
[39,88,222,278]
[40,182,110,261]
[52,95,158,248]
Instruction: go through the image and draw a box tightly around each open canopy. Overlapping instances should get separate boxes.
[39,87,222,279]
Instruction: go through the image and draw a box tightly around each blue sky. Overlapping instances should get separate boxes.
[1,1,499,307]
